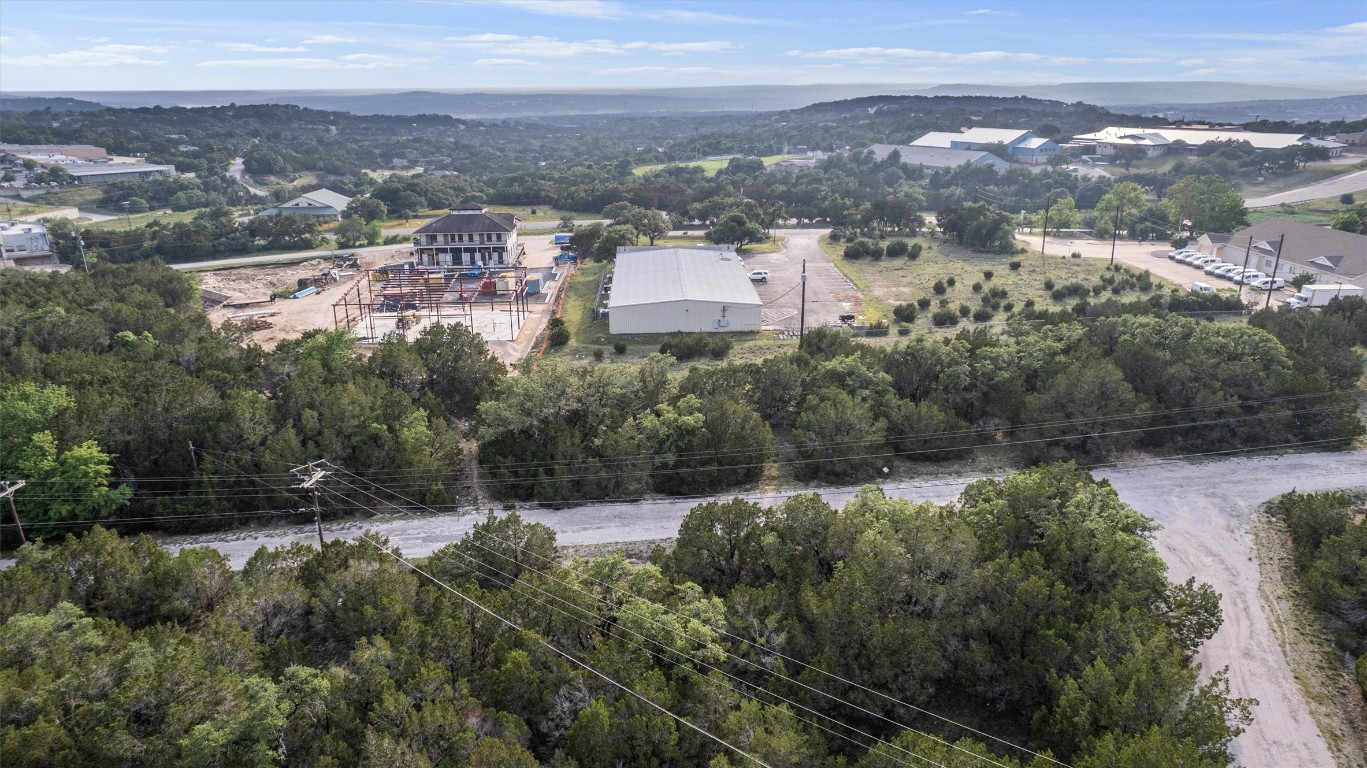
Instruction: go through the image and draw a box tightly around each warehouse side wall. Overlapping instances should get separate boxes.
[609,299,761,334]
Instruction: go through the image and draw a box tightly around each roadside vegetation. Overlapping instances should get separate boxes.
[0,464,1253,767]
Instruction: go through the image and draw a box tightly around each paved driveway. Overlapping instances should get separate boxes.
[743,228,857,330]
[1245,167,1367,208]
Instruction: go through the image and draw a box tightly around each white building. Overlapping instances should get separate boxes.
[412,204,520,268]
[1072,126,1347,157]
[257,188,353,220]
[0,220,58,268]
[62,162,176,184]
[608,246,762,334]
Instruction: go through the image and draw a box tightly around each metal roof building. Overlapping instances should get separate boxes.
[608,246,762,335]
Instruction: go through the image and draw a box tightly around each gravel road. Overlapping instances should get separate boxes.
[159,450,1367,766]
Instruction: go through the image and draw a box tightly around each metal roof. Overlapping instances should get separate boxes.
[413,208,516,234]
[609,247,761,309]
[296,189,352,211]
[867,143,1007,168]
[1072,126,1340,150]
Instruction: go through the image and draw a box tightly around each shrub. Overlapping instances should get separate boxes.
[988,286,1008,299]
[1070,251,1082,259]
[916,297,932,309]
[946,276,957,287]
[844,238,885,260]
[593,348,604,361]
[932,279,947,295]
[938,298,950,308]
[1340,193,1355,205]
[613,341,627,354]
[547,317,571,347]
[828,230,844,243]
[1023,298,1035,309]
[972,307,994,322]
[1008,260,1022,271]
[931,307,960,326]
[1003,301,1015,312]
[982,269,994,280]
[865,318,890,336]
[958,303,971,318]
[897,326,912,336]
[1044,279,1056,290]
[1170,235,1190,249]
[893,303,918,323]
[1291,273,1317,290]
[1091,284,1105,296]
[885,240,910,258]
[659,333,731,361]
[909,242,923,259]
[971,282,983,293]
[1051,288,1066,300]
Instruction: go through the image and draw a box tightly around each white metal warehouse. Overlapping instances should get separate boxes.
[608,247,762,334]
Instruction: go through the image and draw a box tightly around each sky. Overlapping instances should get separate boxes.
[1,0,1364,92]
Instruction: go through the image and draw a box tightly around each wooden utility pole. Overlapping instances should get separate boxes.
[1,481,27,546]
[71,231,89,274]
[290,461,330,549]
[1266,235,1286,310]
[1109,202,1124,267]
[1040,205,1050,256]
[798,258,807,343]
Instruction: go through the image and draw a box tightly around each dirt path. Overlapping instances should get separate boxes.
[159,450,1367,765]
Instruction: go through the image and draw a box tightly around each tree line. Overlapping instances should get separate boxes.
[1,463,1252,767]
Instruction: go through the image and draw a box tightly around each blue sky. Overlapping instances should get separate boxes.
[1,0,1364,92]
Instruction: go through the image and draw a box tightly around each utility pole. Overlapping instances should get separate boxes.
[1,481,27,546]
[1266,235,1286,310]
[1238,236,1255,302]
[71,231,89,273]
[1040,206,1050,256]
[798,258,807,343]
[1109,202,1124,267]
[290,461,330,549]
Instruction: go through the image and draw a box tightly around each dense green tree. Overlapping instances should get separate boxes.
[705,212,767,250]
[1162,175,1248,234]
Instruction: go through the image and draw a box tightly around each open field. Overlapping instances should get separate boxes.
[14,185,104,208]
[632,154,803,177]
[1247,195,1357,226]
[821,234,1169,328]
[84,208,251,231]
[1234,160,1367,196]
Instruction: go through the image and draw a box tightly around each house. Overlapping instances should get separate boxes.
[1072,126,1347,157]
[1196,219,1367,284]
[257,188,353,220]
[608,246,762,334]
[0,220,60,269]
[412,204,520,268]
[867,143,1009,171]
[910,128,1060,164]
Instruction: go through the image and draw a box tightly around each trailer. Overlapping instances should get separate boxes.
[553,232,573,246]
[1286,283,1363,309]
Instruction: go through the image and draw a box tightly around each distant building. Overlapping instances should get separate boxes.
[608,246,761,334]
[412,204,520,268]
[867,143,1009,171]
[1073,126,1347,157]
[0,143,108,161]
[0,220,59,269]
[910,128,1060,164]
[1333,131,1366,146]
[1195,219,1367,284]
[257,188,353,220]
[61,162,177,184]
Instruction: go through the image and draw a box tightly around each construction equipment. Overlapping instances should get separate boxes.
[395,309,420,331]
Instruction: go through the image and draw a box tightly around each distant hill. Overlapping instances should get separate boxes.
[0,95,108,112]
[1112,93,1367,123]
[4,81,1363,118]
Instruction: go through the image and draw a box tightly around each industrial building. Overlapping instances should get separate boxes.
[608,246,762,334]
[61,163,176,184]
[866,143,1009,171]
[0,220,59,269]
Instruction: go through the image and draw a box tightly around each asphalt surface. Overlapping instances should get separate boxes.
[1245,166,1367,208]
[169,243,402,271]
[745,228,858,330]
[156,450,1367,766]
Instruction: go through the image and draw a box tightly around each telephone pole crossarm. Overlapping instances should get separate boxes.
[289,462,331,548]
[1,480,29,546]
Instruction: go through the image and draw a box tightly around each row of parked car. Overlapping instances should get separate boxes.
[1166,249,1286,291]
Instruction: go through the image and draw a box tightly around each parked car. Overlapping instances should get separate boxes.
[1168,249,1199,260]
[553,251,579,262]
[1189,256,1221,268]
[1212,266,1246,280]
[1235,271,1266,285]
[1203,261,1234,274]
[1190,281,1215,293]
[1181,253,1210,265]
[748,270,769,282]
[1250,277,1286,291]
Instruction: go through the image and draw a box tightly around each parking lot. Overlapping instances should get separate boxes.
[743,228,860,330]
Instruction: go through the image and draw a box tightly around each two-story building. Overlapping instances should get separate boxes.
[0,220,59,269]
[412,205,520,268]
[910,128,1061,164]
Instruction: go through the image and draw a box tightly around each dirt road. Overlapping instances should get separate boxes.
[162,450,1366,766]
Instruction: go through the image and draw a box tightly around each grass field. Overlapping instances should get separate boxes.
[1233,160,1367,196]
[821,235,1169,329]
[1247,195,1356,226]
[631,154,803,177]
[86,208,243,231]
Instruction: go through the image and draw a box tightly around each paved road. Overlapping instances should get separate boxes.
[227,157,269,198]
[161,450,1365,766]
[746,228,854,330]
[169,243,403,271]
[1245,167,1367,208]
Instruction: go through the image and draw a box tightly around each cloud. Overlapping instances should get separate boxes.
[216,42,307,52]
[302,35,359,44]
[786,47,1086,65]
[446,33,732,58]
[469,0,625,19]
[1104,57,1164,64]
[198,54,414,69]
[1,44,169,67]
[966,8,1017,15]
[595,65,721,75]
[1178,58,1206,66]
[473,58,537,67]
[653,9,789,25]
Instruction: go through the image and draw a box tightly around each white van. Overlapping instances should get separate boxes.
[1190,281,1214,293]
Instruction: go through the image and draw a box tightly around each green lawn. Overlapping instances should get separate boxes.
[1247,195,1357,226]
[822,235,1169,330]
[86,208,246,231]
[631,154,803,177]
[21,185,105,208]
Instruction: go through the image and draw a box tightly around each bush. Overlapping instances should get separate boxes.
[958,303,971,318]
[909,242,923,259]
[659,333,732,361]
[893,303,918,323]
[1023,298,1035,309]
[988,286,1008,299]
[827,230,843,243]
[865,318,890,336]
[916,297,931,309]
[844,238,885,260]
[1170,235,1191,249]
[1340,193,1355,206]
[971,282,983,293]
[1070,251,1082,259]
[1044,279,1056,290]
[938,298,949,308]
[897,326,912,336]
[593,348,604,361]
[932,279,947,295]
[982,270,994,280]
[972,307,994,322]
[946,276,957,287]
[1003,301,1014,312]
[613,341,627,354]
[885,240,910,258]
[931,307,960,326]
[547,317,571,347]
[1008,260,1022,271]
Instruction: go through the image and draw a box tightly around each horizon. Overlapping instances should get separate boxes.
[1,0,1364,92]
